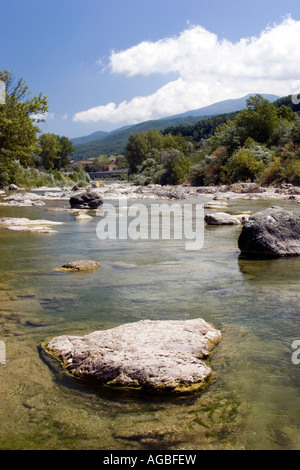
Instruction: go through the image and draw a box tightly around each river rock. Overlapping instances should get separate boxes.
[56,260,101,271]
[231,183,264,193]
[69,191,103,209]
[0,217,63,233]
[205,212,242,225]
[204,200,228,210]
[238,207,300,257]
[0,192,46,207]
[75,211,93,221]
[45,318,221,394]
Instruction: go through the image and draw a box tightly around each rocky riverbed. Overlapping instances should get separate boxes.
[1,182,300,207]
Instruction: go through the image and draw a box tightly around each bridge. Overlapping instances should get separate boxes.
[88,169,128,179]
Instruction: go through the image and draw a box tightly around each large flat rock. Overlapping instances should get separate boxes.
[45,319,221,394]
[0,217,63,233]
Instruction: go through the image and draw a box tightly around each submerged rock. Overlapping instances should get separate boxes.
[69,191,103,209]
[238,207,300,257]
[75,210,93,221]
[45,318,221,394]
[56,260,100,271]
[204,200,228,210]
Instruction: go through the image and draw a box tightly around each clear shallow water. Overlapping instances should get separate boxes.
[1,196,300,449]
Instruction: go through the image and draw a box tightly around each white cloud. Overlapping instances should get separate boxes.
[30,112,55,122]
[73,17,300,125]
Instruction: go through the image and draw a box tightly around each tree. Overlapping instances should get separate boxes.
[38,133,74,170]
[210,120,242,154]
[38,133,61,170]
[235,95,279,144]
[0,70,48,168]
[91,155,110,171]
[223,147,265,183]
[115,155,128,169]
[57,135,74,169]
[171,157,191,184]
[125,133,149,173]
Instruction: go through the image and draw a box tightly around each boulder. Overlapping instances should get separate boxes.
[75,211,93,221]
[0,217,63,233]
[0,192,46,207]
[56,260,100,271]
[204,201,228,210]
[231,183,264,193]
[69,191,103,209]
[8,183,20,190]
[238,207,300,257]
[45,318,221,394]
[205,212,242,225]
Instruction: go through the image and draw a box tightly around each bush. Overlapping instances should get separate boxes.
[186,164,205,186]
[223,147,265,184]
[0,159,88,189]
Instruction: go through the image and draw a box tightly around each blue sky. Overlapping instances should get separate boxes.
[1,0,300,138]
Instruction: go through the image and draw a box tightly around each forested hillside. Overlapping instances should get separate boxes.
[125,94,300,187]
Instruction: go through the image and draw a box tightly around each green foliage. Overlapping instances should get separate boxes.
[0,159,78,189]
[260,156,283,186]
[171,157,191,184]
[235,95,279,144]
[202,146,229,185]
[132,158,164,186]
[125,129,188,174]
[0,70,75,187]
[186,164,205,186]
[115,155,128,169]
[210,121,242,154]
[37,133,74,170]
[0,70,48,168]
[70,165,90,184]
[222,147,265,184]
[163,112,239,146]
[125,95,300,187]
[91,155,110,171]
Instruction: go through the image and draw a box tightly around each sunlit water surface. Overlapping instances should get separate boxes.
[0,194,300,450]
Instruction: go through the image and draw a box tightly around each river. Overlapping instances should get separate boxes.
[0,194,300,450]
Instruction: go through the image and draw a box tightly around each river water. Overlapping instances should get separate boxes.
[0,194,300,450]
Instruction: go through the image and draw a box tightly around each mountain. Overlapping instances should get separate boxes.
[71,130,109,146]
[167,93,280,119]
[71,93,280,160]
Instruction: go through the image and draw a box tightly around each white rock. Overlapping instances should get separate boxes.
[45,318,221,394]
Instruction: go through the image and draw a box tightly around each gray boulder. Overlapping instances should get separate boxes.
[205,212,242,225]
[45,318,221,394]
[69,191,103,209]
[231,182,264,193]
[238,207,300,257]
